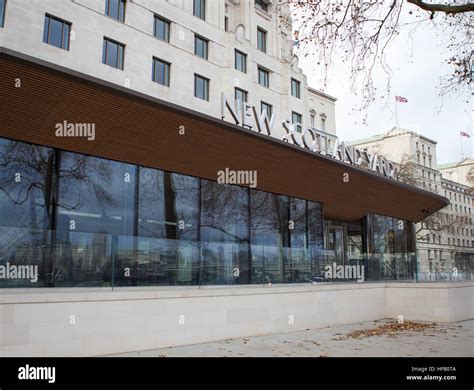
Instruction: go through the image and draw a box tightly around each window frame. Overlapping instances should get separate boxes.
[194,34,209,60]
[194,73,209,101]
[152,57,171,87]
[234,87,248,104]
[235,49,247,73]
[102,37,125,70]
[261,101,272,117]
[153,14,170,42]
[258,66,269,88]
[193,0,206,20]
[105,0,126,22]
[291,78,301,99]
[43,13,72,51]
[292,111,303,133]
[255,0,268,12]
[257,27,267,53]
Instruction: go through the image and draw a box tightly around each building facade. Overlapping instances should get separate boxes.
[0,0,448,290]
[0,0,336,141]
[439,158,474,187]
[351,128,473,278]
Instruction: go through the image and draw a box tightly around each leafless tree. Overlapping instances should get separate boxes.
[276,0,473,116]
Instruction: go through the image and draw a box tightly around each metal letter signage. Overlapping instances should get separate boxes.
[220,93,395,178]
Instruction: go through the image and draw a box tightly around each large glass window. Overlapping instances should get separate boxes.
[250,190,289,283]
[57,152,136,236]
[0,137,419,288]
[105,0,126,22]
[154,15,170,42]
[135,169,200,286]
[43,14,71,50]
[372,214,414,281]
[308,201,324,280]
[200,180,250,285]
[102,37,125,70]
[288,197,310,282]
[0,139,54,230]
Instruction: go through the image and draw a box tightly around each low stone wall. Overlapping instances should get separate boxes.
[0,281,472,356]
[386,282,474,322]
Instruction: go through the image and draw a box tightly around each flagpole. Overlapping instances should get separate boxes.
[460,133,464,159]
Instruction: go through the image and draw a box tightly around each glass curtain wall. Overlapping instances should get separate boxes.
[0,137,417,287]
[0,137,323,288]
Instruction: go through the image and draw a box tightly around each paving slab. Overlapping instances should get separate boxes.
[107,318,474,357]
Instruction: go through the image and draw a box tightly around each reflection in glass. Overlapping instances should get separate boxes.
[201,180,249,285]
[0,136,418,288]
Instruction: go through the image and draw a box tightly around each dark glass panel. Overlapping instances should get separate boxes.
[56,152,136,236]
[43,14,50,43]
[200,180,250,285]
[0,0,4,28]
[154,16,170,42]
[0,139,55,288]
[49,17,64,48]
[62,21,70,50]
[250,190,289,283]
[0,139,54,230]
[288,197,310,282]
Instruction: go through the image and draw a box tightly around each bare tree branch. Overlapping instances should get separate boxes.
[407,0,474,15]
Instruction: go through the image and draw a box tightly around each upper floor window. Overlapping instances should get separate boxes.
[255,0,268,12]
[291,78,301,98]
[235,88,248,104]
[258,66,269,88]
[43,14,71,51]
[154,15,170,42]
[225,16,229,32]
[194,0,205,20]
[102,37,125,70]
[261,101,272,117]
[152,57,170,87]
[292,111,302,133]
[105,0,126,22]
[0,0,5,28]
[194,74,209,101]
[321,117,326,131]
[310,113,315,128]
[235,50,247,73]
[257,27,267,52]
[195,35,209,59]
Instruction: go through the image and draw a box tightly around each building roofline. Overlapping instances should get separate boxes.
[308,87,337,102]
[0,46,449,223]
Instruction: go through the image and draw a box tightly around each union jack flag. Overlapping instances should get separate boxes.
[395,96,408,103]
[460,131,471,138]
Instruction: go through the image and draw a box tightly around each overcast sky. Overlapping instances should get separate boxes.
[298,6,473,165]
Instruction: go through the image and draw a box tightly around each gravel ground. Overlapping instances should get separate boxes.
[108,318,474,357]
